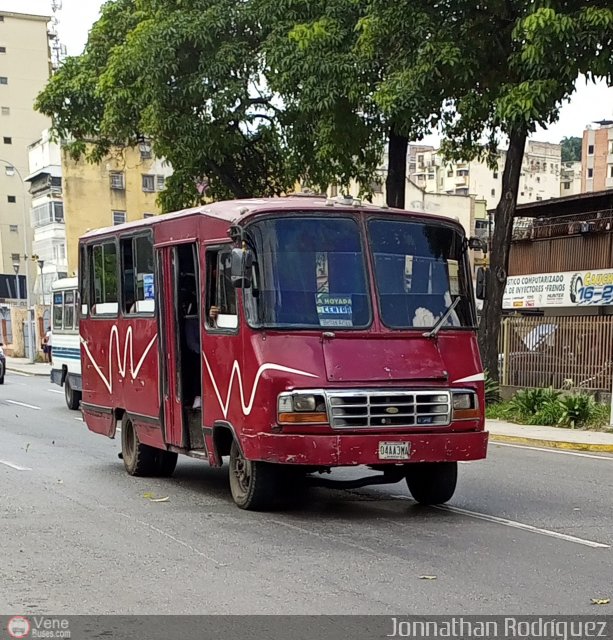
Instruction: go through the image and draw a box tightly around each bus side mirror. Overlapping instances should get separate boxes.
[475,267,488,300]
[231,248,253,289]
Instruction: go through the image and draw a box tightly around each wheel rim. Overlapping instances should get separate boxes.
[231,448,252,497]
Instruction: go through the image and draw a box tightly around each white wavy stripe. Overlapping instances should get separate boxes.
[453,373,485,383]
[202,354,318,418]
[80,326,158,394]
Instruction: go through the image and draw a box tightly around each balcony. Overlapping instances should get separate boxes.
[512,208,613,241]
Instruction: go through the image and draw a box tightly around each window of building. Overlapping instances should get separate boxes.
[91,242,118,315]
[9,224,17,233]
[588,168,594,178]
[32,202,64,227]
[536,176,541,183]
[121,233,155,314]
[493,171,498,179]
[143,212,154,219]
[0,77,7,85]
[609,141,613,155]
[11,252,19,263]
[113,210,126,225]
[588,144,594,155]
[417,154,424,165]
[543,162,547,171]
[0,16,4,21]
[609,165,613,179]
[109,172,125,190]
[370,180,383,194]
[563,181,571,189]
[0,47,5,54]
[206,248,238,331]
[7,195,15,203]
[447,170,453,178]
[3,136,11,144]
[156,175,166,191]
[142,174,155,192]
[1,106,9,115]
[491,188,496,197]
[139,141,152,159]
[4,164,14,175]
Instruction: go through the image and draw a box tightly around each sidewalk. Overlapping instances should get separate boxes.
[487,418,613,453]
[4,356,51,377]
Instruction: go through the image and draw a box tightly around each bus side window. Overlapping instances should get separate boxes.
[206,248,238,331]
[122,234,155,315]
[91,241,119,316]
[53,292,63,330]
[64,290,75,331]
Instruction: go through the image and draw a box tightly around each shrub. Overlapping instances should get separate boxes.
[508,388,560,418]
[533,399,565,426]
[558,393,602,429]
[484,370,500,405]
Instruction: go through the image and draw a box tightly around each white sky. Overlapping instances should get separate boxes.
[2,0,612,144]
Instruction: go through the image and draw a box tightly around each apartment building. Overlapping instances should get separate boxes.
[560,161,582,197]
[409,141,562,209]
[26,129,67,303]
[0,11,52,299]
[582,120,613,192]
[62,143,173,274]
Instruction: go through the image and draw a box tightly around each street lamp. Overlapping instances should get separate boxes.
[0,158,35,363]
[12,258,20,301]
[37,258,45,307]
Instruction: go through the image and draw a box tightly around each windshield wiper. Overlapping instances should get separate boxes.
[423,297,461,339]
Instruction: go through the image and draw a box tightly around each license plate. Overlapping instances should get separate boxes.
[378,441,411,460]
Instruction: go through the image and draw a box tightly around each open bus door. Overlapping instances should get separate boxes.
[157,242,205,452]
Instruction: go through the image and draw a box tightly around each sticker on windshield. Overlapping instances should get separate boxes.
[316,294,353,327]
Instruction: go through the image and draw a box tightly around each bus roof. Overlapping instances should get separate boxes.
[51,277,78,291]
[80,195,466,241]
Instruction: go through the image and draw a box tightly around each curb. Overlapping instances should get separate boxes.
[490,433,613,454]
[6,366,50,378]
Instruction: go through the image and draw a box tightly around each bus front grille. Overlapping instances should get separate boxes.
[327,390,451,429]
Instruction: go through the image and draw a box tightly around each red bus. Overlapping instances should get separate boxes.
[78,195,488,510]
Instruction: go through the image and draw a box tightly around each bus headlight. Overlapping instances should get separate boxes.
[452,391,480,420]
[278,392,329,425]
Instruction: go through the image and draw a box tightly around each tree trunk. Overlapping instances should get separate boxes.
[477,127,527,382]
[386,127,408,209]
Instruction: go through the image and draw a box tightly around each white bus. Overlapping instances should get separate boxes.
[50,277,82,410]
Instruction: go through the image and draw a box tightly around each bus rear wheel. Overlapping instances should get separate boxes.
[229,440,286,510]
[64,378,81,411]
[405,462,457,505]
[121,416,174,477]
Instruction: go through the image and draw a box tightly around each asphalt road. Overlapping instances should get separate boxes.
[1,372,612,615]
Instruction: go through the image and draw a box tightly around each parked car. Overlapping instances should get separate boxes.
[0,342,5,384]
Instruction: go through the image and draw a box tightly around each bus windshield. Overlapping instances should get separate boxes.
[245,216,371,329]
[368,218,475,329]
[244,214,474,331]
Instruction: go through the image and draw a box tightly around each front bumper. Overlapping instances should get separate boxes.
[241,430,489,466]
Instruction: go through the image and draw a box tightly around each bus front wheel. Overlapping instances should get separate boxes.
[229,440,285,510]
[405,462,457,505]
[64,378,81,411]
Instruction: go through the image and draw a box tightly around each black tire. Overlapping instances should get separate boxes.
[155,449,178,477]
[121,416,161,477]
[405,462,458,505]
[64,378,81,411]
[228,440,286,510]
[0,372,4,385]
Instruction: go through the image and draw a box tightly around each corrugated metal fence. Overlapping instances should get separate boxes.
[500,316,613,392]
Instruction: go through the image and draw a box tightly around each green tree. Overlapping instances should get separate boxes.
[36,0,295,209]
[560,136,582,162]
[356,0,613,380]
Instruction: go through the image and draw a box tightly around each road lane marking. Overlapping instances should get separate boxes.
[0,459,32,471]
[6,371,32,377]
[390,495,610,548]
[74,417,83,422]
[5,400,41,411]
[436,504,610,549]
[494,442,613,461]
[47,389,63,395]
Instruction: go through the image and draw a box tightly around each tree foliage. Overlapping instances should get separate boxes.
[560,136,582,162]
[37,0,613,378]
